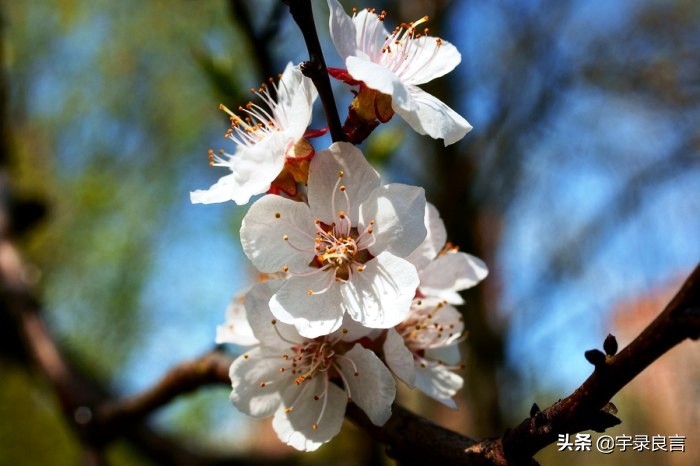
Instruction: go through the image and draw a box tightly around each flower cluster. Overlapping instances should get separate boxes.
[193,0,486,452]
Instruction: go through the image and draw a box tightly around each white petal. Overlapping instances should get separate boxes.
[190,173,241,205]
[393,86,472,146]
[425,344,462,366]
[229,347,283,418]
[361,183,427,258]
[327,0,357,60]
[337,344,395,426]
[190,132,288,205]
[419,252,488,304]
[346,56,414,111]
[340,252,418,329]
[278,63,317,140]
[240,281,301,347]
[215,287,260,346]
[270,273,345,338]
[399,37,462,86]
[382,329,416,387]
[350,8,391,58]
[405,203,447,271]
[240,195,317,273]
[272,379,347,452]
[427,301,465,346]
[414,365,463,409]
[307,142,380,225]
[336,312,380,342]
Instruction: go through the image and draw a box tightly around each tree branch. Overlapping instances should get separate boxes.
[285,0,345,142]
[500,262,700,462]
[94,350,230,430]
[73,265,698,466]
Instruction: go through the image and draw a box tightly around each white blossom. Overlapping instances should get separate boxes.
[327,0,471,145]
[383,297,465,408]
[384,204,488,407]
[227,282,396,451]
[407,203,489,304]
[215,287,260,346]
[240,142,426,338]
[190,62,317,205]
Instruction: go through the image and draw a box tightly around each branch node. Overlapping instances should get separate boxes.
[588,409,621,433]
[603,333,618,356]
[300,59,322,77]
[529,402,540,418]
[583,348,606,367]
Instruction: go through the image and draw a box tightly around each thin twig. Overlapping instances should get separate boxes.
[286,0,345,142]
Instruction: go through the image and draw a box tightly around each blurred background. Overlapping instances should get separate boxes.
[0,0,698,465]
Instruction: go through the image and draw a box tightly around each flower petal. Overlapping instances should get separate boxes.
[340,252,418,329]
[336,343,395,426]
[350,8,391,59]
[277,63,317,141]
[269,272,345,338]
[240,281,301,347]
[419,251,488,304]
[190,132,288,205]
[307,142,380,225]
[361,183,427,258]
[229,347,283,418]
[399,36,462,86]
[423,300,464,346]
[215,286,260,346]
[426,344,462,366]
[382,328,416,387]
[405,203,447,271]
[327,0,358,60]
[393,85,472,146]
[337,312,380,342]
[272,378,347,452]
[414,365,463,409]
[346,56,414,112]
[240,194,317,273]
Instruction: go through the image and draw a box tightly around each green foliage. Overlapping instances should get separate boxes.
[0,360,82,466]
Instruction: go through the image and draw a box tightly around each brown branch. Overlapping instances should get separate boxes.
[499,262,700,462]
[286,0,346,142]
[94,350,231,430]
[345,264,700,465]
